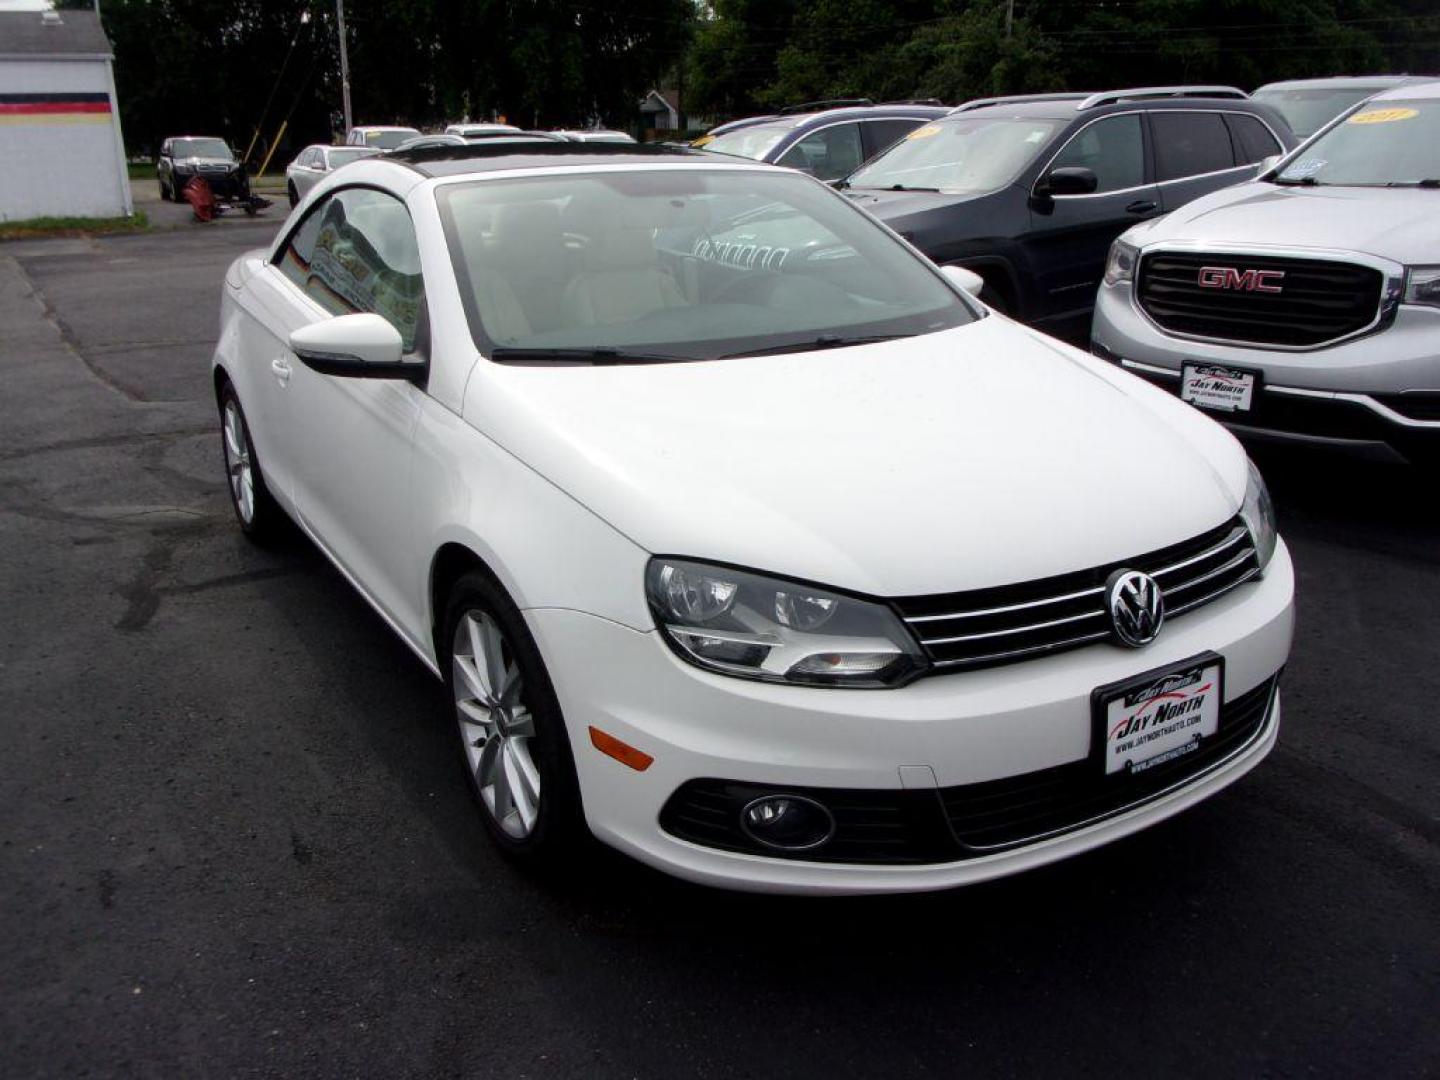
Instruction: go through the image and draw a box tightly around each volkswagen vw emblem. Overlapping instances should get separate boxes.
[1106,569,1164,648]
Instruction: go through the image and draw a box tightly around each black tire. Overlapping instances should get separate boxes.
[159,177,171,201]
[217,381,283,543]
[441,570,586,867]
[287,182,299,209]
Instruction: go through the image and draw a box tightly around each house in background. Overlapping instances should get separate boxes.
[0,4,132,221]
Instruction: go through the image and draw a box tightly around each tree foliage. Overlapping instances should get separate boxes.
[60,0,695,156]
[687,0,1440,118]
[56,0,1440,153]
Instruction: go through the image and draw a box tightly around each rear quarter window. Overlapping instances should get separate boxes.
[1225,114,1282,164]
[1151,112,1237,181]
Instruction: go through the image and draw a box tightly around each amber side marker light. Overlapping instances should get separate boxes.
[588,726,654,772]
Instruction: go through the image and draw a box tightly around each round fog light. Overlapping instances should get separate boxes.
[739,795,835,852]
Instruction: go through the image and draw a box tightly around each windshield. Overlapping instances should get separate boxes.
[364,129,419,149]
[1274,100,1440,185]
[436,168,975,362]
[327,148,376,167]
[847,117,1064,192]
[173,138,232,160]
[702,122,796,161]
[1253,87,1384,138]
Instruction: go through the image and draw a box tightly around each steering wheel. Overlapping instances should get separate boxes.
[711,271,782,306]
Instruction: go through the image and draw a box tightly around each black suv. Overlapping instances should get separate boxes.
[841,87,1296,339]
[157,135,250,202]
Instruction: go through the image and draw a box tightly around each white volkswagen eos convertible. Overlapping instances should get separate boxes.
[214,143,1294,894]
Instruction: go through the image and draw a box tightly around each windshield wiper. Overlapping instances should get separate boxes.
[1384,179,1440,188]
[1270,175,1319,186]
[885,183,940,192]
[489,346,694,365]
[721,333,913,359]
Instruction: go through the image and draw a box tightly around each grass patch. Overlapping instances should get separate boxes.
[0,211,151,241]
[127,161,155,182]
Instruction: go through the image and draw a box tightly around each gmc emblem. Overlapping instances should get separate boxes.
[1197,266,1285,293]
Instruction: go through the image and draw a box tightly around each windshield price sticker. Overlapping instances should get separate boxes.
[1102,662,1222,775]
[1182,363,1256,412]
[1347,107,1419,125]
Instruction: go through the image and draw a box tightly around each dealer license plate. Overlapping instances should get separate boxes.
[1181,363,1256,413]
[1096,658,1223,776]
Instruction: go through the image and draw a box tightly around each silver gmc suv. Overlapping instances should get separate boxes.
[1091,82,1440,466]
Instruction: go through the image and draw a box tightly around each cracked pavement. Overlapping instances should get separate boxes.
[0,226,1436,1078]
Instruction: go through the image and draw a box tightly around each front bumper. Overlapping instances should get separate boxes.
[524,543,1294,894]
[1092,281,1440,463]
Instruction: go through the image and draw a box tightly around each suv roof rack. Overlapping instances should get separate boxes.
[779,98,874,115]
[1076,86,1248,110]
[950,92,1089,113]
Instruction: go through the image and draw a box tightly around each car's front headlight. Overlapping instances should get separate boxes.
[1104,237,1139,286]
[1403,265,1440,308]
[1240,459,1278,573]
[645,558,926,687]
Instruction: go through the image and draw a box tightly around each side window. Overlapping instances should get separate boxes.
[1047,114,1145,193]
[275,189,425,353]
[776,123,865,181]
[1225,114,1282,164]
[861,118,924,158]
[1151,112,1237,181]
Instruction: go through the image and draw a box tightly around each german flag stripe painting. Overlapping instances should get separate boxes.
[0,92,113,125]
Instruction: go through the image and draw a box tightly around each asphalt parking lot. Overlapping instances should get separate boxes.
[1,222,1436,1078]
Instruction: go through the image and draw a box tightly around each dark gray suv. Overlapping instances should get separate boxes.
[841,87,1296,340]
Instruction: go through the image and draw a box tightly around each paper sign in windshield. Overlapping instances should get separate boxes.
[1347,107,1419,124]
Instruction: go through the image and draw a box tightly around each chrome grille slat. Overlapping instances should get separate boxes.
[920,608,1104,646]
[895,517,1260,673]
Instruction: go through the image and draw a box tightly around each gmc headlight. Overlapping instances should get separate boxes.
[1240,459,1278,573]
[1104,238,1139,286]
[645,558,926,687]
[1403,265,1440,308]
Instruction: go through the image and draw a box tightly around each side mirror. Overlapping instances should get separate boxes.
[289,313,421,380]
[1036,166,1099,198]
[1255,154,1282,177]
[940,264,985,297]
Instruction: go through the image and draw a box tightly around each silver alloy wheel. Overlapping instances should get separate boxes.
[452,610,541,839]
[222,400,255,524]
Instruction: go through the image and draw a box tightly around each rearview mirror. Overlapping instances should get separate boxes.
[940,265,985,297]
[289,313,422,380]
[1036,166,1099,198]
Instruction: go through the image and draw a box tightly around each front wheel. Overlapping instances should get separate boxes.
[287,182,299,208]
[443,571,585,865]
[218,382,282,542]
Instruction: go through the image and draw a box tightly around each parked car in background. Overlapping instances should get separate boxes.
[1092,83,1440,467]
[157,135,249,202]
[285,144,380,206]
[345,125,421,150]
[698,102,950,181]
[212,141,1291,894]
[841,86,1296,339]
[1252,75,1437,139]
[445,122,522,139]
[553,129,635,143]
[393,134,468,153]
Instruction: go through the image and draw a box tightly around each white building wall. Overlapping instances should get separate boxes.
[0,56,132,221]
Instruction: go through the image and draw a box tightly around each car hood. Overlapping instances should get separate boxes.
[845,187,991,225]
[469,318,1247,597]
[1133,181,1440,265]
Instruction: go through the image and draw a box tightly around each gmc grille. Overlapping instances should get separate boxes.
[893,518,1259,672]
[1137,251,1384,348]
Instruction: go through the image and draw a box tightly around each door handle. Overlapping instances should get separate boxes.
[1126,200,1158,214]
[271,357,292,385]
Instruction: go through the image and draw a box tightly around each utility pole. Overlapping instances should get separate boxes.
[1005,0,1014,38]
[337,0,353,134]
